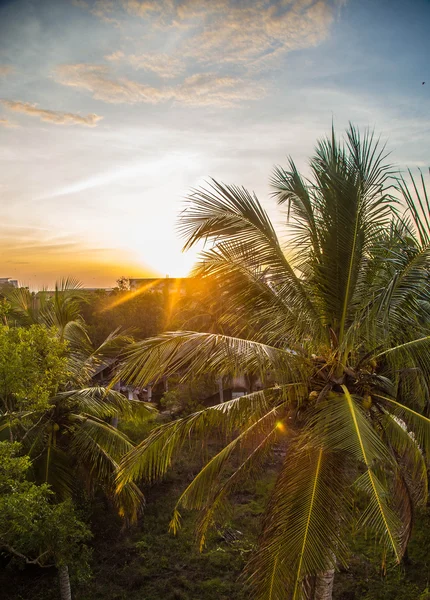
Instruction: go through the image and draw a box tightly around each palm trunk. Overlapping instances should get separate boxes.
[58,564,72,600]
[313,569,335,600]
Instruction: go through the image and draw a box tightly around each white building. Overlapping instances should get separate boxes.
[0,278,18,288]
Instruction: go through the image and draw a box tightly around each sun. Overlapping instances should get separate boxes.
[132,237,199,279]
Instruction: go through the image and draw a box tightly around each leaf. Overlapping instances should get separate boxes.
[117,386,300,489]
[246,441,350,600]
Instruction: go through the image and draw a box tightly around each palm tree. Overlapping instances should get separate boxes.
[4,278,86,337]
[1,280,153,522]
[116,126,430,599]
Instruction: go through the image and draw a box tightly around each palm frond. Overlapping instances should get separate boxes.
[271,158,320,261]
[374,394,430,458]
[54,387,154,422]
[340,386,401,562]
[117,386,301,489]
[169,405,286,542]
[191,243,322,346]
[396,169,430,247]
[310,125,395,340]
[119,331,303,388]
[69,413,144,521]
[194,426,279,550]
[3,286,39,325]
[179,179,319,322]
[246,443,349,600]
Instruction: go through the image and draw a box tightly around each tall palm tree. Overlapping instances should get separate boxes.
[117,126,430,599]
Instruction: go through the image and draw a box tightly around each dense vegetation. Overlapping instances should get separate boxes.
[1,126,430,600]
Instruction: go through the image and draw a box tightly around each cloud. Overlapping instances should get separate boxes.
[55,64,167,103]
[55,64,265,107]
[180,0,338,70]
[0,65,14,76]
[106,51,185,78]
[76,1,343,78]
[0,118,14,127]
[73,0,122,25]
[105,50,125,62]
[1,100,103,126]
[174,73,265,107]
[81,1,342,69]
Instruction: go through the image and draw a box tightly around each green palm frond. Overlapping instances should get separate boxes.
[38,278,86,335]
[194,426,279,550]
[169,404,286,540]
[381,413,427,504]
[312,127,394,341]
[246,443,350,600]
[117,386,302,489]
[112,479,145,523]
[396,169,430,247]
[375,335,430,359]
[32,445,75,500]
[375,337,430,387]
[54,387,154,422]
[69,413,144,520]
[271,158,320,261]
[70,414,134,467]
[179,179,319,322]
[191,243,321,346]
[375,241,430,331]
[375,394,430,458]
[340,386,401,561]
[380,413,427,552]
[2,286,39,325]
[119,331,303,387]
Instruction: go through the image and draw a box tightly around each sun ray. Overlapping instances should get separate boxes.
[99,279,162,312]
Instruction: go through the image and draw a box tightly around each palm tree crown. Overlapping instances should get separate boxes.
[117,125,430,599]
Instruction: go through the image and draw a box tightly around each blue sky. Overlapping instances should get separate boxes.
[0,0,428,287]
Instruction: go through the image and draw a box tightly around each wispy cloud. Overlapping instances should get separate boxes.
[104,50,125,62]
[55,64,167,103]
[106,51,185,79]
[174,73,265,107]
[1,100,103,126]
[77,1,341,72]
[65,1,342,110]
[55,64,265,107]
[0,117,14,127]
[180,0,337,69]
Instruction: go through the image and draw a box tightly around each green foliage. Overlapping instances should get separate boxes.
[0,441,91,579]
[0,324,68,415]
[160,374,218,416]
[0,280,152,522]
[3,441,430,599]
[81,288,165,346]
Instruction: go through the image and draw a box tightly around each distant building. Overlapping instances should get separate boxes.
[81,288,114,293]
[0,278,18,288]
[128,277,198,296]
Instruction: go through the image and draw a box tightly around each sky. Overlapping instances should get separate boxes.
[0,0,429,288]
